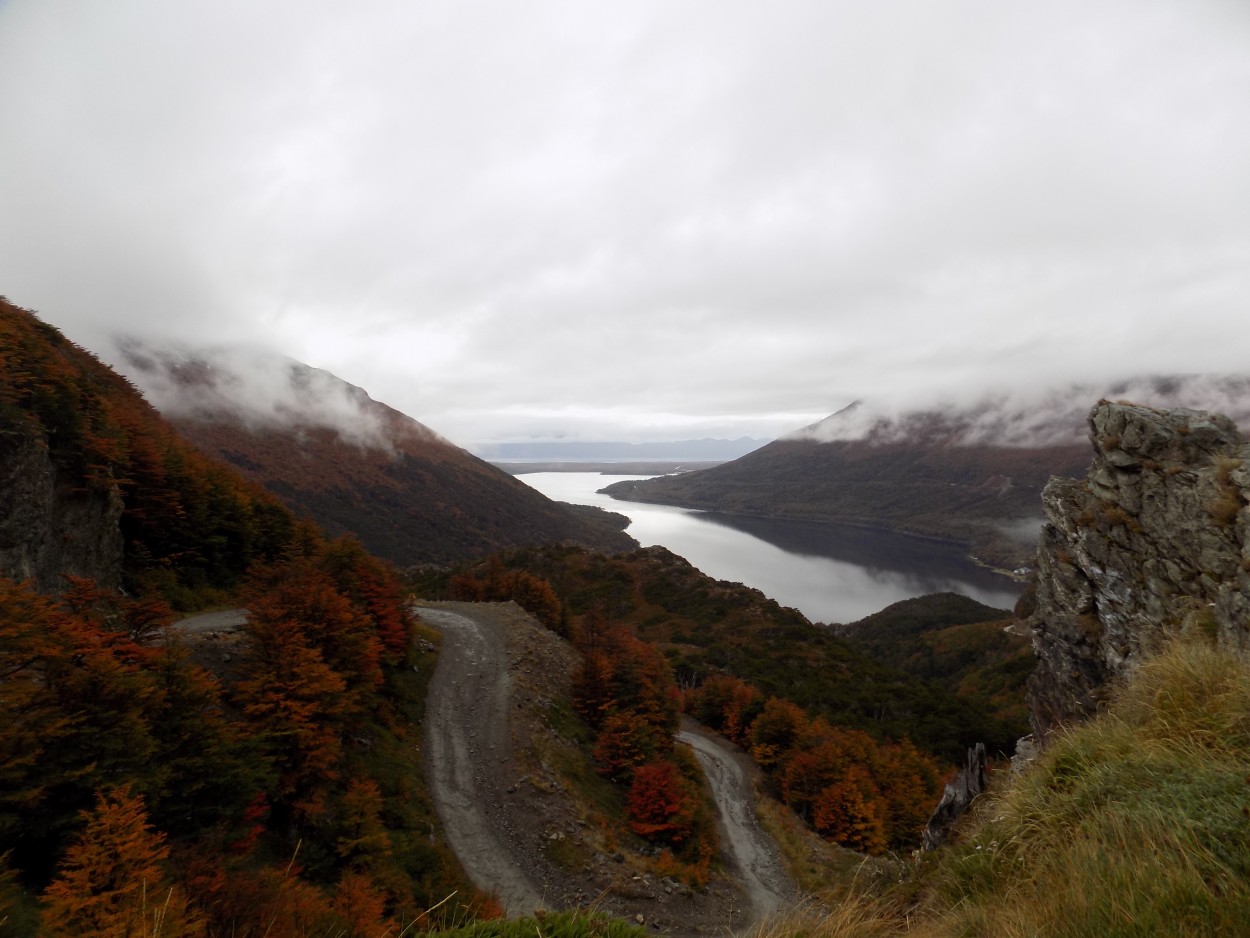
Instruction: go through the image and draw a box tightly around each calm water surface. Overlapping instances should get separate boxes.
[519,472,1021,624]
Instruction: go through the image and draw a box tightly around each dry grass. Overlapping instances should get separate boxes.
[753,791,894,904]
[1207,456,1245,527]
[745,900,901,938]
[746,636,1250,938]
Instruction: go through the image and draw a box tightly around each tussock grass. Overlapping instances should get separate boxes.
[430,909,647,938]
[746,900,900,938]
[748,637,1250,938]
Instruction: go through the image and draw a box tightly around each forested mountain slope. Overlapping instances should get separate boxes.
[0,299,487,934]
[602,382,1250,569]
[121,344,635,566]
[0,297,295,602]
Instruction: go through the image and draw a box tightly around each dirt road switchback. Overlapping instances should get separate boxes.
[420,607,546,915]
[677,723,796,921]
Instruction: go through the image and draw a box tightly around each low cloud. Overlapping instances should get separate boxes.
[793,375,1250,447]
[119,340,410,452]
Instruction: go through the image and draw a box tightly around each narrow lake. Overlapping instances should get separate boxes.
[518,472,1022,625]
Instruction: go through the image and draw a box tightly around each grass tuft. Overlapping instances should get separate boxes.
[429,908,648,938]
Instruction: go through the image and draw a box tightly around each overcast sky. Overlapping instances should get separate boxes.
[2,1,1249,444]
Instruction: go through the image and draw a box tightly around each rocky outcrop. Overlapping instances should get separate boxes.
[1026,401,1250,741]
[0,427,124,594]
[923,742,988,851]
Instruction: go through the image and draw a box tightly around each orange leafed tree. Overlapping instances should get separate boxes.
[334,778,393,866]
[627,760,698,845]
[687,674,763,745]
[572,650,617,726]
[332,870,392,938]
[592,710,666,780]
[40,786,202,937]
[235,622,348,820]
[688,673,943,852]
[812,765,888,855]
[748,697,807,769]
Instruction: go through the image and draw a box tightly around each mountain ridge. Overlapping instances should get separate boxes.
[602,377,1250,569]
[119,343,637,565]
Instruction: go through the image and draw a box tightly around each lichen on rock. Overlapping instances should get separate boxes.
[1026,400,1250,741]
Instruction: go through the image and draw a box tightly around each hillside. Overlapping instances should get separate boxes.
[601,434,1089,570]
[119,343,635,565]
[0,300,494,934]
[837,594,1032,739]
[0,298,297,602]
[601,379,1250,569]
[432,545,1025,762]
[751,635,1250,938]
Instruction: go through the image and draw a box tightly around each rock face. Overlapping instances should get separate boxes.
[0,429,124,594]
[1026,401,1250,741]
[923,742,988,851]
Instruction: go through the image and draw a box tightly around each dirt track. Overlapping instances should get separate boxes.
[172,609,248,634]
[419,601,797,932]
[677,724,795,920]
[420,606,547,915]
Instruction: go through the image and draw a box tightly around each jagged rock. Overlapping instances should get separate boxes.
[1025,401,1250,742]
[1010,734,1038,773]
[0,428,124,594]
[923,742,988,850]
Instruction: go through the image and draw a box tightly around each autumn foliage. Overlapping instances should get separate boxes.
[627,761,699,845]
[571,616,680,780]
[40,787,201,938]
[688,676,942,853]
[0,531,443,932]
[0,299,297,605]
[448,555,564,632]
[0,302,504,933]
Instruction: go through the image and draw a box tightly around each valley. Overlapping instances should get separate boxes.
[519,471,1020,623]
[3,298,1249,937]
[598,380,1250,572]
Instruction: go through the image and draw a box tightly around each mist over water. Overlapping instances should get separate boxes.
[519,472,1021,624]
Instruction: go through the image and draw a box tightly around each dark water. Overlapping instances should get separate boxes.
[519,472,1021,624]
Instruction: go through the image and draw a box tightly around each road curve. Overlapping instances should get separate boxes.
[678,723,796,922]
[420,607,546,915]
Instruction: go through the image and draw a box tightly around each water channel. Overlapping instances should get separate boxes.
[518,471,1022,625]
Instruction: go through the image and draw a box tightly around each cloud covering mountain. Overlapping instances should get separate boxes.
[794,375,1250,447]
[2,1,1249,443]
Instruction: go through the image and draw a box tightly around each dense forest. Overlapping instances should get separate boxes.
[0,302,488,934]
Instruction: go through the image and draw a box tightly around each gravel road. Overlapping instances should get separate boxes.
[171,608,248,634]
[420,607,547,915]
[176,602,795,927]
[419,601,799,932]
[678,723,796,921]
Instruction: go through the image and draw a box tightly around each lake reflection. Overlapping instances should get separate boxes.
[517,471,1021,624]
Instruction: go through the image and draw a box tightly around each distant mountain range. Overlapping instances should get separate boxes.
[601,376,1250,569]
[119,344,636,565]
[471,438,769,463]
